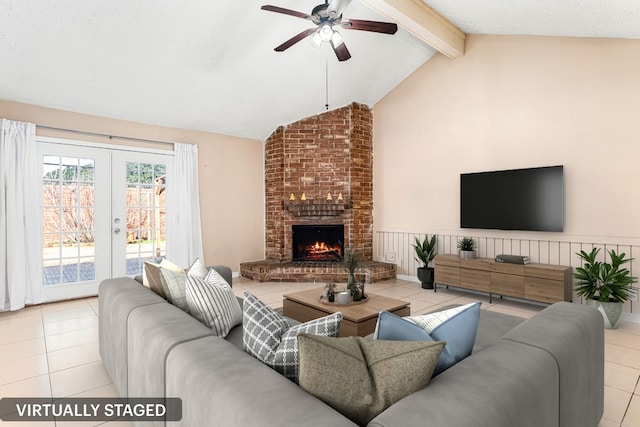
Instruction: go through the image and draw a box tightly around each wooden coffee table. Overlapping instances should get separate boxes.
[283,288,410,337]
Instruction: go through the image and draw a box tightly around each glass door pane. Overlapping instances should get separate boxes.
[112,151,172,278]
[38,142,110,301]
[42,156,96,285]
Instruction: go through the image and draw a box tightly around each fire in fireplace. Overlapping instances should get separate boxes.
[292,225,344,262]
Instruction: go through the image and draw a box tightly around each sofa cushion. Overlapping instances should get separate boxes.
[297,333,444,426]
[242,291,342,382]
[374,301,481,375]
[185,270,242,338]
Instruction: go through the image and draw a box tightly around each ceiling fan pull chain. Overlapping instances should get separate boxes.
[325,53,329,111]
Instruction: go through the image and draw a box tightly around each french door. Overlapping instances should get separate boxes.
[38,140,172,301]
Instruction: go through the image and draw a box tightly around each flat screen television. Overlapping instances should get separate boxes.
[460,165,564,232]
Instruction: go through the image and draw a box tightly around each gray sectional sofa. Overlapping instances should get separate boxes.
[99,270,604,427]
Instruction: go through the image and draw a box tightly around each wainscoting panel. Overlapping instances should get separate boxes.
[374,228,640,315]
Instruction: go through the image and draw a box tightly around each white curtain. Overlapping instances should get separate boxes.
[166,143,204,267]
[0,119,46,311]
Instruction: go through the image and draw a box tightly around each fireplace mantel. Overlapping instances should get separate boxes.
[285,201,352,217]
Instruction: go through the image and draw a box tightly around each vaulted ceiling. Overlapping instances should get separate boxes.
[1,0,639,140]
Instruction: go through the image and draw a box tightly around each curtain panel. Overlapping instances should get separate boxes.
[0,119,46,311]
[166,143,204,267]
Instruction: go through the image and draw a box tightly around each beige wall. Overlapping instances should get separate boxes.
[373,34,640,314]
[0,99,265,272]
[374,34,640,241]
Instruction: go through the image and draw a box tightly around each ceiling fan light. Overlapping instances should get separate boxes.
[310,31,323,48]
[331,30,344,47]
[319,24,333,42]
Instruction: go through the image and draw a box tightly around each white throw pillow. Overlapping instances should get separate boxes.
[187,258,209,279]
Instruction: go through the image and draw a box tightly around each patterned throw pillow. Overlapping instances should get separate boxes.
[159,268,190,313]
[297,334,444,426]
[185,270,242,337]
[374,301,481,376]
[242,291,342,382]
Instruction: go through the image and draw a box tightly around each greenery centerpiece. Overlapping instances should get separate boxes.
[413,234,437,289]
[457,237,477,259]
[325,282,337,302]
[573,247,638,329]
[343,246,361,300]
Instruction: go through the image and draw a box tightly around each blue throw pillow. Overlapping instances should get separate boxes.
[374,301,481,376]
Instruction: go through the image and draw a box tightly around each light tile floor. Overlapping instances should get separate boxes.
[0,277,639,426]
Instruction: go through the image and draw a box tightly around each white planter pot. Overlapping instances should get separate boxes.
[459,250,476,260]
[586,299,624,329]
[336,291,351,305]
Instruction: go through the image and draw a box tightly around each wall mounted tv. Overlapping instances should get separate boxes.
[460,165,564,232]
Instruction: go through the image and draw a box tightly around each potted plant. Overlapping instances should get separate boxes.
[574,247,638,329]
[343,246,359,297]
[457,237,477,259]
[413,234,437,289]
[325,282,337,302]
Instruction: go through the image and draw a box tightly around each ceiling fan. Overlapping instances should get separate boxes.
[261,0,398,62]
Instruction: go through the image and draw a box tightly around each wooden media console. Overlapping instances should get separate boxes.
[434,254,572,304]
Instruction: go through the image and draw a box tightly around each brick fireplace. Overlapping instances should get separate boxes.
[240,102,396,283]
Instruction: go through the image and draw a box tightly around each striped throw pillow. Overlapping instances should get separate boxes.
[185,270,242,337]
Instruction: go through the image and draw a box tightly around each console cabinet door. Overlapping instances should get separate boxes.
[525,277,564,303]
[491,272,524,298]
[435,266,460,286]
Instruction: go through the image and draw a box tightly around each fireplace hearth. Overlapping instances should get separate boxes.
[292,225,344,262]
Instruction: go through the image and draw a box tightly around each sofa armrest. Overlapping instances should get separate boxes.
[503,302,604,427]
[98,278,165,397]
[368,339,559,427]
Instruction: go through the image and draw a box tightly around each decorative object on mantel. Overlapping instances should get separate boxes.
[457,237,477,259]
[573,247,638,329]
[284,199,352,217]
[301,192,307,201]
[337,192,343,201]
[289,193,296,201]
[413,234,437,289]
[326,193,332,201]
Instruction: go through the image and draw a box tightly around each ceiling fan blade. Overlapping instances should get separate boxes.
[331,40,351,62]
[327,0,352,18]
[274,28,317,52]
[261,5,312,20]
[341,19,398,34]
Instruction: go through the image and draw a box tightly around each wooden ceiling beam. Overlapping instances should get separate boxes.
[359,0,466,59]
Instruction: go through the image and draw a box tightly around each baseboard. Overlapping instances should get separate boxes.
[622,312,640,324]
[397,274,418,283]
